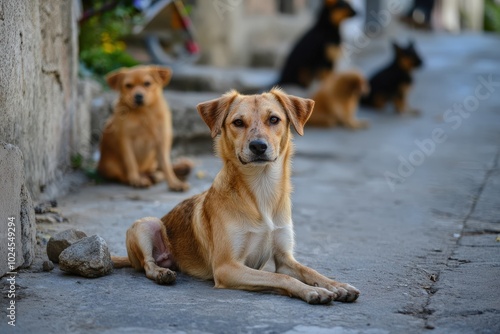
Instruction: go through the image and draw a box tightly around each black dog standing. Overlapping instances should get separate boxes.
[277,0,356,88]
[361,41,423,114]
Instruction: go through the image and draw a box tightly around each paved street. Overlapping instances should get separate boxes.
[2,33,500,334]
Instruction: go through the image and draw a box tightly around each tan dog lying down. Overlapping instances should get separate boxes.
[112,88,360,304]
[98,65,190,191]
[308,71,369,129]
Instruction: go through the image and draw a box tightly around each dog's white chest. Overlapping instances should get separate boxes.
[243,228,273,269]
[234,162,289,269]
[246,175,281,268]
[250,165,281,224]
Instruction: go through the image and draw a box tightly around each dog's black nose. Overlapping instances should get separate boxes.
[134,94,144,105]
[249,140,267,156]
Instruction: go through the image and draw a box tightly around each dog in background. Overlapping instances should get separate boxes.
[361,41,423,114]
[112,88,360,304]
[308,70,369,129]
[98,65,191,191]
[276,0,356,88]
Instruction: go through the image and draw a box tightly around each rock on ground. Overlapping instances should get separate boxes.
[58,235,113,278]
[46,229,88,263]
[42,260,55,272]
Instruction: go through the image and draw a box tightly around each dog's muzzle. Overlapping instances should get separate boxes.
[239,139,276,165]
[249,139,267,156]
[134,93,144,106]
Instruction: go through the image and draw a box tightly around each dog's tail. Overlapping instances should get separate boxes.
[173,158,194,181]
[111,256,131,268]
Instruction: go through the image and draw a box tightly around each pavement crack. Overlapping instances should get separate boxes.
[460,148,500,230]
[447,257,471,264]
[408,148,500,330]
[461,229,500,236]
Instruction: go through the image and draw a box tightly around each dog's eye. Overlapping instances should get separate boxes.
[125,83,133,89]
[232,119,244,127]
[144,81,151,87]
[269,116,280,125]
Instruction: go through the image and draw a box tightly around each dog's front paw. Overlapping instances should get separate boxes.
[149,171,165,184]
[156,268,177,285]
[168,180,190,192]
[326,282,360,302]
[348,119,370,130]
[130,176,152,188]
[303,287,335,305]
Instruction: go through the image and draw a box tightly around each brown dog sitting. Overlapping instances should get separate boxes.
[98,65,190,191]
[308,70,370,129]
[112,88,360,304]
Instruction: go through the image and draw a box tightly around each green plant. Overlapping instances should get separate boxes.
[484,0,500,32]
[70,153,84,169]
[79,1,141,80]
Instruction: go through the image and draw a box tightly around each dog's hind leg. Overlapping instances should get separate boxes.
[394,83,413,114]
[394,84,420,115]
[341,101,369,130]
[157,124,189,192]
[125,217,177,285]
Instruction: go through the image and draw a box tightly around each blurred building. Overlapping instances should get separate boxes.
[192,0,321,67]
[192,0,490,68]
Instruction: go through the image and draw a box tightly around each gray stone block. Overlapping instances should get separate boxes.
[169,66,277,93]
[59,235,113,278]
[0,142,36,277]
[46,228,88,263]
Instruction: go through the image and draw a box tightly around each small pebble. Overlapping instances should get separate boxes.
[42,260,55,272]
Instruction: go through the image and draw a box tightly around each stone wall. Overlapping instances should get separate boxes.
[0,0,82,200]
[0,0,82,275]
[192,1,314,67]
[0,143,36,275]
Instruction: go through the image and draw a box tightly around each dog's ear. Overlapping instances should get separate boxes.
[392,41,403,55]
[325,0,338,5]
[197,90,239,138]
[407,39,416,51]
[152,66,172,86]
[106,69,125,91]
[270,88,314,136]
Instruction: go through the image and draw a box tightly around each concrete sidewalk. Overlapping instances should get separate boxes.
[2,33,500,333]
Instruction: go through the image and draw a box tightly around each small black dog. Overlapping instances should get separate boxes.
[276,0,356,88]
[361,41,423,114]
